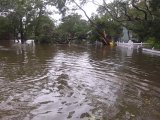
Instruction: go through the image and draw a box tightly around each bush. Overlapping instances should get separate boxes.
[146,37,156,45]
[146,37,160,49]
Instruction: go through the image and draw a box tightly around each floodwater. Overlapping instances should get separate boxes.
[0,40,160,120]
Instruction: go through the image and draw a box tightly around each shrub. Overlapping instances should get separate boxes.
[146,37,160,49]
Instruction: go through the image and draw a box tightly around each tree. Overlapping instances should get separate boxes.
[0,16,12,40]
[0,0,69,43]
[70,0,113,45]
[89,14,122,44]
[96,0,160,45]
[34,15,55,43]
[56,13,89,43]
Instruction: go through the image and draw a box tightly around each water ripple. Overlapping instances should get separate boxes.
[0,45,160,120]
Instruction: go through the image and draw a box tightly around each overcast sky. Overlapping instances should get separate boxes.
[48,0,112,24]
[73,0,103,19]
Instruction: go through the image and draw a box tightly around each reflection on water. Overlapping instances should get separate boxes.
[0,41,160,120]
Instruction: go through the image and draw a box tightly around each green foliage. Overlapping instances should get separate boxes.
[89,15,122,43]
[0,0,67,42]
[0,0,84,43]
[98,0,160,45]
[146,37,157,45]
[0,16,11,40]
[146,37,160,49]
[150,0,160,12]
[56,13,90,43]
[34,16,55,43]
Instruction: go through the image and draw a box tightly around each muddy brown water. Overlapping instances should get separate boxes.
[0,41,160,120]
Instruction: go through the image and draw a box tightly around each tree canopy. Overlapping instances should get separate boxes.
[97,0,160,43]
[0,0,160,47]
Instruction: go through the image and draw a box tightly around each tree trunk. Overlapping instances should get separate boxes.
[35,4,43,39]
[72,0,110,46]
[20,17,25,44]
[128,30,130,40]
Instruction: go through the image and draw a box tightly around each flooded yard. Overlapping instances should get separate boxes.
[0,41,160,120]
